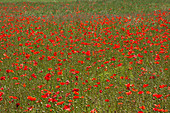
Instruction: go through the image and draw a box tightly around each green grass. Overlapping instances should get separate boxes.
[0,0,106,2]
[0,0,169,112]
[0,0,76,2]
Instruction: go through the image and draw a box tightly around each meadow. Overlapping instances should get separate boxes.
[0,0,169,112]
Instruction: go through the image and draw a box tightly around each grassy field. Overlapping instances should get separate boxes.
[0,0,76,2]
[0,0,169,112]
[0,0,103,2]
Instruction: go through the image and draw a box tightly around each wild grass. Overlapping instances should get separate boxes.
[0,0,169,112]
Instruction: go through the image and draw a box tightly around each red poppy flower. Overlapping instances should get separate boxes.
[138,91,144,94]
[46,104,51,108]
[73,96,79,99]
[139,106,145,110]
[16,103,20,108]
[57,101,65,105]
[153,94,162,98]
[72,88,79,92]
[126,91,132,95]
[27,96,36,101]
[143,84,148,88]
[105,99,109,102]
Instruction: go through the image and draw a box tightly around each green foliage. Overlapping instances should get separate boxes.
[0,0,169,112]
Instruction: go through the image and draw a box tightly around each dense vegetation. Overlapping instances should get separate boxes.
[0,0,169,112]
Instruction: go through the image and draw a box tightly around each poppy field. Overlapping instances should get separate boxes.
[0,0,169,112]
